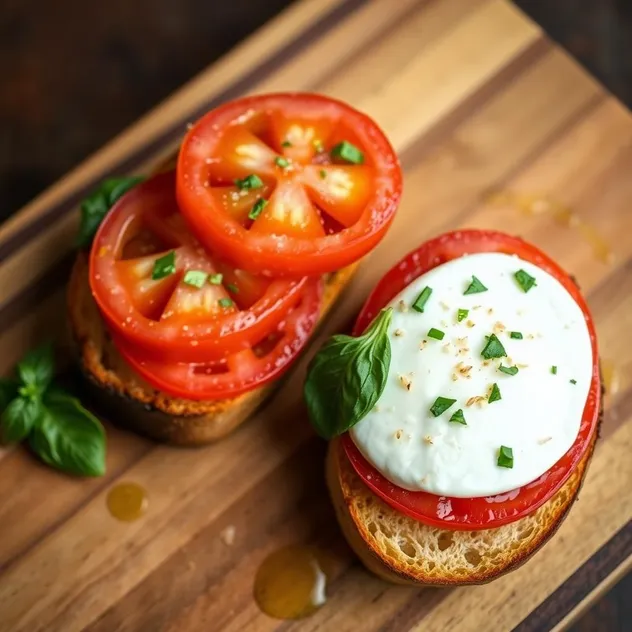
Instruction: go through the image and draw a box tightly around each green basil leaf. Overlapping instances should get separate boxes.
[304,308,393,439]
[1,396,42,443]
[29,391,106,477]
[17,343,54,392]
[76,176,144,248]
[0,378,19,412]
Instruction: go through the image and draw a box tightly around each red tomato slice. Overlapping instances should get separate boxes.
[112,277,322,400]
[345,229,601,530]
[177,93,402,277]
[90,171,307,363]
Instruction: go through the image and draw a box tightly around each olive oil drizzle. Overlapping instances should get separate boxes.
[106,482,148,522]
[602,360,621,398]
[253,545,331,620]
[485,192,614,264]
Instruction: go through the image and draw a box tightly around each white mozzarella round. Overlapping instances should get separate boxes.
[350,252,593,498]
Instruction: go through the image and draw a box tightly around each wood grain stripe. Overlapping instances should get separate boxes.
[0,0,369,264]
[514,522,632,632]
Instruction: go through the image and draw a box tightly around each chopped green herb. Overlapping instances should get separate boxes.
[331,141,364,164]
[248,198,268,221]
[514,269,537,293]
[488,383,502,403]
[481,333,507,360]
[281,140,292,147]
[218,298,233,308]
[234,174,263,190]
[570,379,577,385]
[152,251,176,280]
[497,445,514,468]
[427,328,445,341]
[551,366,558,375]
[319,169,327,180]
[209,273,223,285]
[226,283,239,294]
[457,308,469,322]
[510,331,523,339]
[430,396,457,417]
[449,409,467,425]
[275,156,290,168]
[412,286,432,313]
[498,364,519,376]
[183,270,208,288]
[464,275,488,295]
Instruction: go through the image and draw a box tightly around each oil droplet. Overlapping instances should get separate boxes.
[602,360,621,397]
[106,482,148,522]
[254,546,331,620]
[485,192,614,264]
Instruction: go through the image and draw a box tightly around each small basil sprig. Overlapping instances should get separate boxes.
[0,344,106,477]
[304,308,392,439]
[76,176,144,247]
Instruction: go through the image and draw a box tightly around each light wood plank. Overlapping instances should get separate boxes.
[0,0,629,630]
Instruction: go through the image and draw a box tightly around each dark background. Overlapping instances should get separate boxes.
[0,0,630,627]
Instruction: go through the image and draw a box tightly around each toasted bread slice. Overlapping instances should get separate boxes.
[68,252,357,446]
[326,427,598,585]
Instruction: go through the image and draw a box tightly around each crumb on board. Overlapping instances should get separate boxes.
[220,525,236,546]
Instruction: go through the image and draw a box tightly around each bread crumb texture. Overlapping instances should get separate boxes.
[328,432,595,586]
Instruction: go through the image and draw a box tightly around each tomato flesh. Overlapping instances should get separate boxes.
[345,230,601,530]
[113,277,323,400]
[90,171,307,363]
[177,93,402,277]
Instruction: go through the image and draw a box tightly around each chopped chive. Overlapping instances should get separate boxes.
[281,140,292,148]
[226,283,239,294]
[331,140,364,164]
[275,156,290,168]
[551,366,558,375]
[427,328,445,341]
[498,364,519,376]
[248,198,268,220]
[510,331,523,340]
[488,383,502,403]
[464,275,488,295]
[319,169,327,180]
[481,333,507,360]
[430,396,457,417]
[514,269,537,293]
[570,379,577,385]
[449,409,467,425]
[151,251,176,280]
[234,174,263,190]
[183,270,208,288]
[497,445,514,468]
[457,308,469,322]
[209,273,223,285]
[412,286,433,313]
[218,298,233,308]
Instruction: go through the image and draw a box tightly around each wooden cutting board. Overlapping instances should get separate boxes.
[0,0,630,630]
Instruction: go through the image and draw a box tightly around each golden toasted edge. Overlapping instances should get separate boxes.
[327,423,600,586]
[68,251,358,445]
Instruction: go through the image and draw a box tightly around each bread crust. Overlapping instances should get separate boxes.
[327,423,599,585]
[68,252,357,446]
